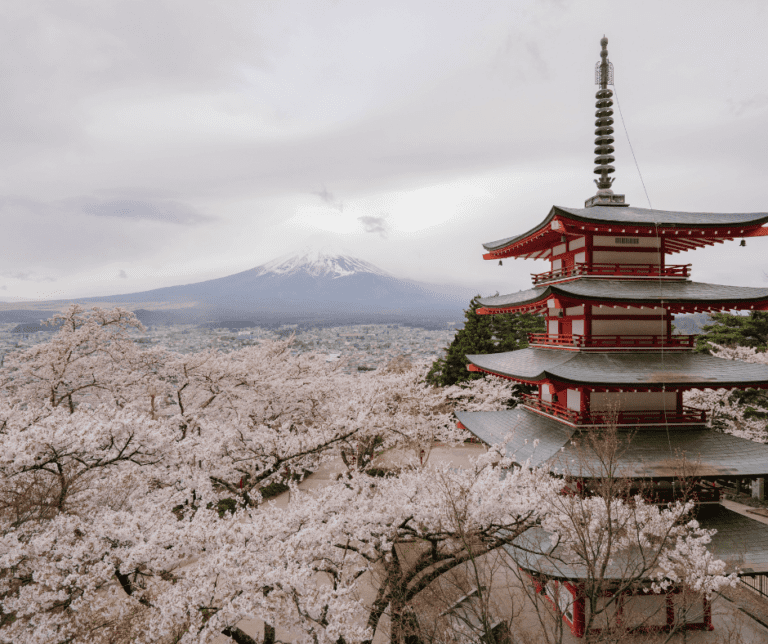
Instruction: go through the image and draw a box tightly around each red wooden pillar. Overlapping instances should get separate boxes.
[571,582,586,638]
[666,592,675,628]
[614,591,625,630]
[703,596,713,630]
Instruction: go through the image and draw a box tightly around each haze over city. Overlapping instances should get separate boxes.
[2,1,767,303]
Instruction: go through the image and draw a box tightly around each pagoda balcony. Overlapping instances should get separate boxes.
[530,263,691,285]
[520,394,707,426]
[527,333,697,350]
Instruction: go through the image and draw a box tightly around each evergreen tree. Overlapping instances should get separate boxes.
[696,311,768,353]
[426,295,545,386]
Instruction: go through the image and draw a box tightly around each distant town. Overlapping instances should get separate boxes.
[0,321,457,373]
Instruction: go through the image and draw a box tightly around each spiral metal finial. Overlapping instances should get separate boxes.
[593,37,615,192]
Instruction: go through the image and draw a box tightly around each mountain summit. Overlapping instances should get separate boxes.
[73,248,469,327]
[254,247,390,279]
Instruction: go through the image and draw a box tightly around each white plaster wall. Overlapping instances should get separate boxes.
[572,320,585,335]
[569,237,586,251]
[552,243,567,256]
[591,319,667,335]
[548,320,559,335]
[566,389,581,411]
[590,391,677,411]
[592,306,664,316]
[592,250,661,265]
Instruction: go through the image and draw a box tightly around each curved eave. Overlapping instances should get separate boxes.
[466,349,768,388]
[483,206,768,260]
[476,280,768,315]
[510,506,768,579]
[456,407,768,479]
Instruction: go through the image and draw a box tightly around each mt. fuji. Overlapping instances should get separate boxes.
[253,247,390,279]
[69,247,471,327]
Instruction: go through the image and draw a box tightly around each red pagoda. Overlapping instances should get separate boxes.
[455,38,768,637]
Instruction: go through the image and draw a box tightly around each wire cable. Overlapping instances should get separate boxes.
[613,82,674,458]
[614,85,653,211]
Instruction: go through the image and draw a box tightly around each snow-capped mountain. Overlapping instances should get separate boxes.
[74,248,470,326]
[254,247,390,279]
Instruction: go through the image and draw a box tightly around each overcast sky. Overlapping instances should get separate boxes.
[2,0,768,301]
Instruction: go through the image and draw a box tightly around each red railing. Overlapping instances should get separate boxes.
[591,406,707,425]
[528,333,696,349]
[531,263,691,285]
[520,395,580,423]
[521,394,706,425]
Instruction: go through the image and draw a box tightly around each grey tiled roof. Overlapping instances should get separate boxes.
[483,205,768,251]
[455,408,575,465]
[558,206,768,227]
[478,279,768,309]
[506,506,768,580]
[553,426,768,479]
[467,348,768,386]
[456,407,768,478]
[703,505,768,573]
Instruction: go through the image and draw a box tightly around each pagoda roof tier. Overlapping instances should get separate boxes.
[455,407,768,479]
[482,205,768,260]
[508,505,768,580]
[466,348,768,387]
[476,279,768,315]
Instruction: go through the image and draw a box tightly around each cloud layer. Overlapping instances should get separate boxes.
[1,1,767,300]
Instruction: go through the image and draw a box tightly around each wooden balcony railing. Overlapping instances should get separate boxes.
[527,333,697,349]
[531,263,691,285]
[521,394,706,425]
[520,395,581,423]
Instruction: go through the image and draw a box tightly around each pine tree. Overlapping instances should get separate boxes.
[426,295,545,386]
[696,311,768,353]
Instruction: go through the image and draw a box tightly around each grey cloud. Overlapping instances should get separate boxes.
[0,285,6,290]
[0,3,263,151]
[524,41,550,80]
[0,194,205,277]
[0,270,56,282]
[312,186,344,212]
[358,215,388,238]
[729,94,768,117]
[77,198,213,225]
[118,269,128,279]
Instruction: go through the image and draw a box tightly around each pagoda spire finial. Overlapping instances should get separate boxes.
[585,36,627,208]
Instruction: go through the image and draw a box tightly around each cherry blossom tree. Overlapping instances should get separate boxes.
[684,344,768,443]
[0,308,517,644]
[1,305,166,414]
[0,308,733,644]
[496,423,735,644]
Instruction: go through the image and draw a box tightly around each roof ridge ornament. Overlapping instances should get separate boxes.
[585,36,628,208]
